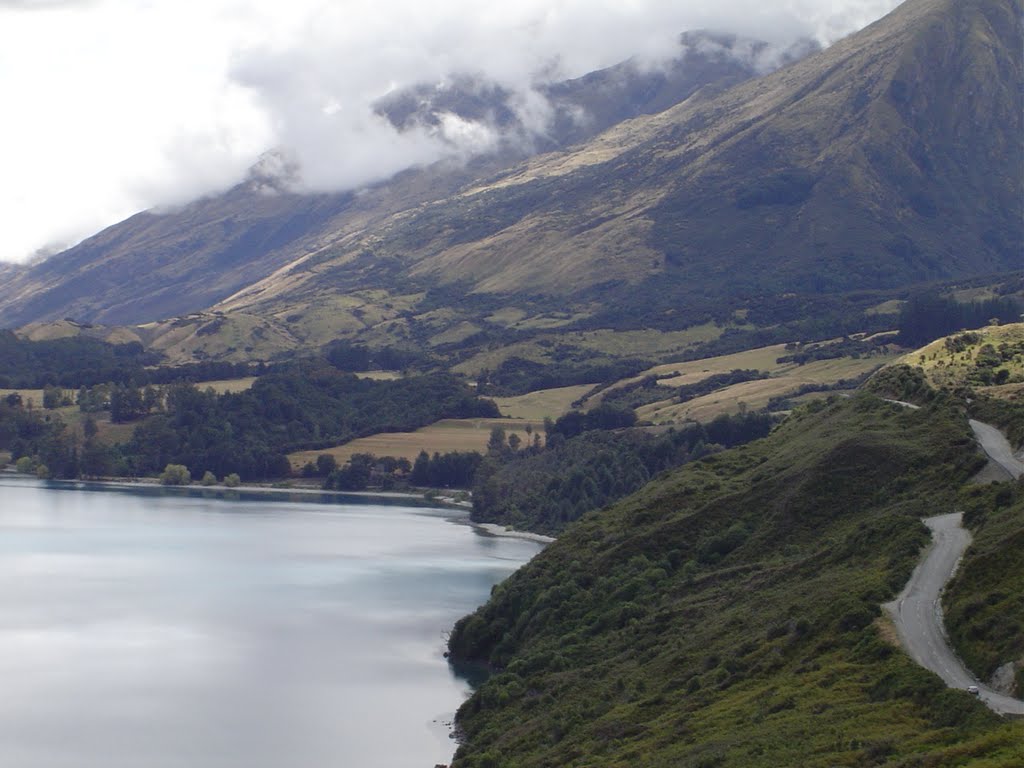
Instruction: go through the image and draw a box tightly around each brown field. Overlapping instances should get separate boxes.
[453,325,727,378]
[492,385,593,420]
[637,355,893,424]
[582,344,794,408]
[978,382,1024,402]
[288,417,545,469]
[198,377,259,394]
[355,371,403,381]
[0,388,46,405]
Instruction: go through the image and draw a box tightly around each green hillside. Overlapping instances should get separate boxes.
[946,487,1024,696]
[447,395,1023,767]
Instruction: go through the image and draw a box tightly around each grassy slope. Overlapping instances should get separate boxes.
[945,486,1024,694]
[447,396,1023,767]
[893,323,1024,393]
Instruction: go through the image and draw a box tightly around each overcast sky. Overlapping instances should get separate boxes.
[0,0,902,263]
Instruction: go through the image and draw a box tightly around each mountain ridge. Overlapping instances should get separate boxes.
[0,0,1019,369]
[0,31,782,329]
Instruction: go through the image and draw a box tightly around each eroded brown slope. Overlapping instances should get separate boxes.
[219,0,1021,320]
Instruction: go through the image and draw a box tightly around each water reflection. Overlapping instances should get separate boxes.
[0,477,542,768]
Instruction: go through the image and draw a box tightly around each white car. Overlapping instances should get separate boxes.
[966,685,980,696]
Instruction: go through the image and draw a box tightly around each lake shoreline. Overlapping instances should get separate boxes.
[5,468,554,543]
[4,468,472,508]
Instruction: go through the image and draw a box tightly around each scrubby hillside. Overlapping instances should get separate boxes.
[447,396,1023,767]
[946,486,1024,698]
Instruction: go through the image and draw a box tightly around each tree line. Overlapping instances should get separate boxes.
[1,365,498,482]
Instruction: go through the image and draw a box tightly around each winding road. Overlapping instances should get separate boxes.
[969,419,1024,480]
[884,415,1024,717]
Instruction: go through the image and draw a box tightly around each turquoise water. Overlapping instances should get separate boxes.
[0,476,542,768]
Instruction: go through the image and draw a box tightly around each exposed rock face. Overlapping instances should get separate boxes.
[989,660,1021,697]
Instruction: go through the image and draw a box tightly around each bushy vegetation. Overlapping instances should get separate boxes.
[864,364,938,405]
[473,412,775,535]
[946,485,1024,695]
[447,396,1020,767]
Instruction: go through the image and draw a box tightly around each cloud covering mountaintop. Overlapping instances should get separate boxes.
[0,0,901,263]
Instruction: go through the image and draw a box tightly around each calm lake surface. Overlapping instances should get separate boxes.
[0,476,543,768]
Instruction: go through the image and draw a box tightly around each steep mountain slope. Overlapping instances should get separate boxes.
[446,396,1023,767]
[376,32,817,153]
[216,0,1020,330]
[1,0,1018,361]
[0,33,775,330]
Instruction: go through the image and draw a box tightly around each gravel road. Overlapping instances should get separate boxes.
[968,419,1024,480]
[886,512,1024,717]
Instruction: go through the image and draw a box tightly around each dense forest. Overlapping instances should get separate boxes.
[473,412,776,535]
[1,365,497,482]
[896,293,1021,347]
[0,331,161,388]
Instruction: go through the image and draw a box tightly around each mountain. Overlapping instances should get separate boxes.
[375,32,818,153]
[196,0,1024,352]
[0,32,782,330]
[0,0,1019,366]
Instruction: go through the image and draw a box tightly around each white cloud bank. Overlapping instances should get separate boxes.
[0,0,902,263]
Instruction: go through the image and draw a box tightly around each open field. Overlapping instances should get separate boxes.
[581,344,794,408]
[288,417,545,469]
[453,325,728,377]
[50,407,136,444]
[355,371,404,381]
[564,325,724,356]
[0,388,45,405]
[637,355,895,424]
[492,385,593,420]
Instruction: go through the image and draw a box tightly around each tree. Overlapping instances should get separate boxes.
[200,471,217,486]
[42,385,63,410]
[488,427,507,456]
[316,453,338,477]
[160,464,191,485]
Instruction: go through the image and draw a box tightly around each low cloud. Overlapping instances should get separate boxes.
[0,0,901,263]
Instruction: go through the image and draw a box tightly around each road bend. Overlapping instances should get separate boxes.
[886,512,1024,717]
[968,419,1024,480]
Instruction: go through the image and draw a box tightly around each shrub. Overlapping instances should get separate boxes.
[160,464,192,485]
[200,471,217,486]
[223,473,241,488]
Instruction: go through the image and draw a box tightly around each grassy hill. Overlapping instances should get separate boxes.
[446,395,1023,767]
[892,322,1024,394]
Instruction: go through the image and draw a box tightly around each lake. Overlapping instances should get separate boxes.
[0,476,542,768]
